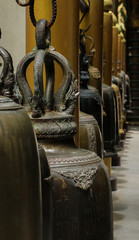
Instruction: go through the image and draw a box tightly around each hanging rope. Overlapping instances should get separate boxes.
[16,0,57,28]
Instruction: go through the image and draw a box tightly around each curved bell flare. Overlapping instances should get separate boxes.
[0,96,42,240]
[16,19,113,240]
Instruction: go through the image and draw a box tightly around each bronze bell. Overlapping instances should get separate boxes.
[79,30,102,131]
[0,96,42,240]
[0,43,52,240]
[17,19,113,240]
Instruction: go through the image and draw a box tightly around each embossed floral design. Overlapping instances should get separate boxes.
[53,167,98,190]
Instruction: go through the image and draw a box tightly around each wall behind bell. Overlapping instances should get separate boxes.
[0,1,26,71]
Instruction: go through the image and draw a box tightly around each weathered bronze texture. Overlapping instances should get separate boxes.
[17,19,113,240]
[80,112,103,158]
[0,38,52,240]
[0,96,42,240]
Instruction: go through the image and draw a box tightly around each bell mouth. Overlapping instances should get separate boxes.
[30,111,77,139]
[0,96,22,110]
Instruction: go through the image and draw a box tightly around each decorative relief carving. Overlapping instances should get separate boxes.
[52,167,98,190]
[32,117,77,138]
[48,151,100,165]
[87,123,96,151]
[89,66,101,79]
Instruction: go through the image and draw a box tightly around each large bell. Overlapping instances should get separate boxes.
[17,19,113,240]
[0,96,42,240]
[0,43,52,240]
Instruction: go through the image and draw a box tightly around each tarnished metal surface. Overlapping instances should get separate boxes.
[17,19,113,240]
[103,84,118,157]
[0,29,52,240]
[0,96,42,240]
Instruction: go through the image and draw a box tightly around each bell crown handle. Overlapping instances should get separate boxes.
[16,19,78,118]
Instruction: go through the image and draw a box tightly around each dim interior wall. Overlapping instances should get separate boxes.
[0,1,26,71]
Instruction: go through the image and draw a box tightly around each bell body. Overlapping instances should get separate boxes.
[80,111,103,158]
[31,112,113,240]
[103,84,117,156]
[0,96,42,240]
[80,85,102,131]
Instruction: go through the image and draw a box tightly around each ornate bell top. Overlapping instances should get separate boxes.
[17,19,78,139]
